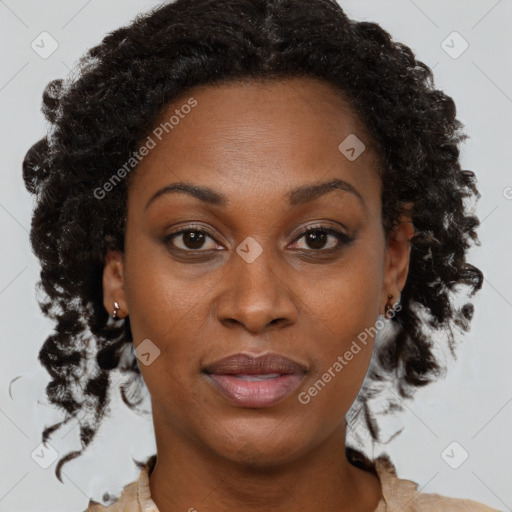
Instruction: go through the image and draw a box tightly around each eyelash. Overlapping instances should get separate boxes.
[163,224,353,254]
[292,226,354,251]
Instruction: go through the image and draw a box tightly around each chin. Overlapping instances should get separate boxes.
[204,422,312,470]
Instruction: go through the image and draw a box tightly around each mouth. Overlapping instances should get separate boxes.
[202,352,307,408]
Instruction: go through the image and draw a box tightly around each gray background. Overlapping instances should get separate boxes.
[1,1,511,510]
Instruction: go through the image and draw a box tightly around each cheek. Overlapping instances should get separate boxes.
[306,238,384,339]
[299,239,384,404]
[122,256,207,420]
[123,231,211,339]
[299,286,377,424]
[121,244,206,395]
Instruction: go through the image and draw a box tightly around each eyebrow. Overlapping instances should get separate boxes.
[144,178,364,211]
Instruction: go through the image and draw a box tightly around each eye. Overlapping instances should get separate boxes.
[164,226,222,251]
[163,224,353,254]
[289,225,353,251]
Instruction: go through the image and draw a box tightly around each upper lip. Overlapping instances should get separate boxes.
[203,352,308,375]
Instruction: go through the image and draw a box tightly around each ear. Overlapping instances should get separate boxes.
[380,203,415,315]
[102,250,129,318]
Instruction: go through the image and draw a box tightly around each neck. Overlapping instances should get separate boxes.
[148,412,382,512]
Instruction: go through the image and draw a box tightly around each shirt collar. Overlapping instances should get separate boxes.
[137,454,159,512]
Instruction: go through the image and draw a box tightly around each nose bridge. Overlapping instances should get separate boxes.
[215,236,297,332]
[236,238,277,292]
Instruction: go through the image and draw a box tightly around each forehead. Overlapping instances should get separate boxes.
[128,77,381,212]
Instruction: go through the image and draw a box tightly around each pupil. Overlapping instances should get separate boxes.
[184,231,205,249]
[307,231,327,249]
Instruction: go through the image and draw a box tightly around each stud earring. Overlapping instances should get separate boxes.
[384,294,394,315]
[112,301,120,320]
[385,292,402,316]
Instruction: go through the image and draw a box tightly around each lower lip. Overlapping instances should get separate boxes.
[205,373,304,408]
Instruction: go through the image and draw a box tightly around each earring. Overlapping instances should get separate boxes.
[385,292,402,316]
[384,294,394,315]
[112,301,120,320]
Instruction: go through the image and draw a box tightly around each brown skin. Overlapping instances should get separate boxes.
[102,77,414,512]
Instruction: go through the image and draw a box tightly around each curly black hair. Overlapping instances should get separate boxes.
[22,0,483,483]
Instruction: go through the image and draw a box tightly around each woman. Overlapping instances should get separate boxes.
[23,0,496,510]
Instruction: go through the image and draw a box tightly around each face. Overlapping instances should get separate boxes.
[103,77,413,467]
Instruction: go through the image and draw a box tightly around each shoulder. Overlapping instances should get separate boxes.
[82,454,157,512]
[409,491,500,511]
[83,480,139,512]
[374,454,500,512]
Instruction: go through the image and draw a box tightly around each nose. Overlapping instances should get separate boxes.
[214,245,298,333]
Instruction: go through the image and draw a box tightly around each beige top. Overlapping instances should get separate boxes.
[84,454,499,511]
